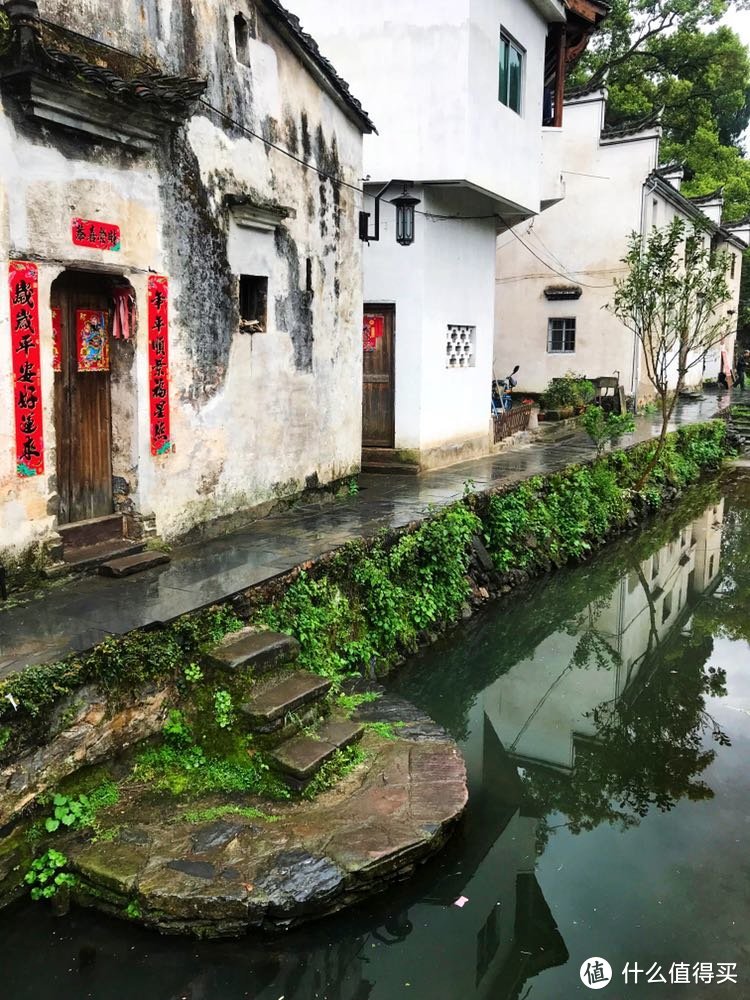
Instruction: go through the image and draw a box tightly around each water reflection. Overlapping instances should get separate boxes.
[1,485,747,1000]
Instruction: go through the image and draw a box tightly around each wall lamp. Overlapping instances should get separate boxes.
[359,180,421,246]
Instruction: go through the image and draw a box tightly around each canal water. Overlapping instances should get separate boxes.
[2,471,749,1000]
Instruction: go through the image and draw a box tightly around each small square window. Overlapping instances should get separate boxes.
[499,30,523,114]
[239,274,268,332]
[547,317,575,353]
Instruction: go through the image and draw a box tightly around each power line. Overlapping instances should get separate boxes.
[496,211,612,288]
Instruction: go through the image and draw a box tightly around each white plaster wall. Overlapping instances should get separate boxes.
[496,100,657,394]
[287,0,555,215]
[1,0,365,554]
[361,186,495,460]
[467,0,552,213]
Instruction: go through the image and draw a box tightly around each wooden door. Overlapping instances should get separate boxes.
[362,304,395,447]
[53,274,113,524]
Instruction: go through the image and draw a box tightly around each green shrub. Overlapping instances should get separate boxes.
[581,406,636,455]
[541,372,595,411]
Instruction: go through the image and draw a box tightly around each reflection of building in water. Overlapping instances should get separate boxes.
[343,712,568,1000]
[485,502,724,773]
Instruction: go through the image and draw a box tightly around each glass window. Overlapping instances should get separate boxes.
[499,31,523,114]
[547,318,576,353]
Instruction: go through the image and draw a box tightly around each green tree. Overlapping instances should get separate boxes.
[611,218,731,487]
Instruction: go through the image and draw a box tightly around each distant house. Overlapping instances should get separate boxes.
[286,0,607,471]
[0,0,372,571]
[496,86,750,400]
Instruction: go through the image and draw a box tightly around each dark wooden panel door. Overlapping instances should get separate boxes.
[53,275,113,525]
[362,304,395,447]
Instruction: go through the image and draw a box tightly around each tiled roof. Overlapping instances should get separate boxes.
[601,111,662,140]
[689,188,724,205]
[8,17,208,116]
[655,161,684,177]
[262,0,375,132]
[565,78,607,100]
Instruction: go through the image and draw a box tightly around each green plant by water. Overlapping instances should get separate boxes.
[581,406,636,456]
[24,850,76,900]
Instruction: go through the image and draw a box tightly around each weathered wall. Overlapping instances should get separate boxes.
[0,0,365,555]
[0,682,172,827]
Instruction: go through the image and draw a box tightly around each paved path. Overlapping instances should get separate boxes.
[0,391,730,677]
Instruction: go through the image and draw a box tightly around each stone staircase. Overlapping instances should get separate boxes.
[726,406,750,451]
[50,513,171,578]
[206,627,364,791]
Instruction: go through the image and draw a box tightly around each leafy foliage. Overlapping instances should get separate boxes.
[612,220,732,485]
[540,373,595,411]
[24,850,76,901]
[42,781,119,834]
[483,422,728,571]
[581,406,636,455]
[0,605,242,724]
[258,503,480,680]
[301,745,367,800]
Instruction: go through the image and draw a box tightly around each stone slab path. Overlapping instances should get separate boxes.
[63,711,467,936]
[0,390,730,677]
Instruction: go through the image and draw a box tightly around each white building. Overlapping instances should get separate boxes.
[0,0,372,573]
[496,86,750,400]
[287,0,606,470]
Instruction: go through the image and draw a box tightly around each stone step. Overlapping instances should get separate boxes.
[58,513,124,549]
[240,671,332,732]
[361,447,420,475]
[55,538,145,574]
[207,628,300,676]
[99,550,171,578]
[269,719,365,786]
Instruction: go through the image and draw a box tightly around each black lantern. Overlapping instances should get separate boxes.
[392,185,421,246]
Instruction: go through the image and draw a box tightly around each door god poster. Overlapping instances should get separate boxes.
[76,310,109,372]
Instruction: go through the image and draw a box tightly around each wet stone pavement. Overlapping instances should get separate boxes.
[0,391,729,676]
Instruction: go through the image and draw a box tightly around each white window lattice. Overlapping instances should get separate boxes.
[446,325,476,368]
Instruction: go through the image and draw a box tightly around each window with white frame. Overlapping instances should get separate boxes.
[499,30,523,114]
[547,317,576,353]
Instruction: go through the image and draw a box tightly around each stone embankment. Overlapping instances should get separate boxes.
[0,631,467,935]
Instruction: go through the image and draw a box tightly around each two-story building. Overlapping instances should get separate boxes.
[287,0,607,471]
[496,85,750,400]
[0,0,372,574]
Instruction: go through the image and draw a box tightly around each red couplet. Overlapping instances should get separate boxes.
[9,261,44,477]
[71,217,121,251]
[147,275,171,456]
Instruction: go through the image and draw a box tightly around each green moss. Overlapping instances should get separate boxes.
[301,745,367,800]
[180,804,279,823]
[129,742,291,801]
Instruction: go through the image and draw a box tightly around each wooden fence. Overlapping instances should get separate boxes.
[493,402,533,443]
